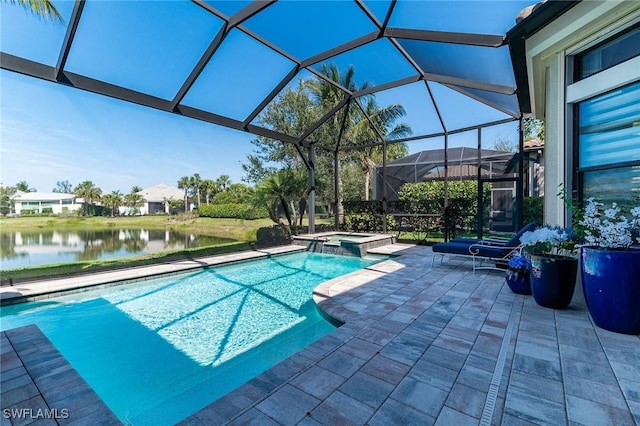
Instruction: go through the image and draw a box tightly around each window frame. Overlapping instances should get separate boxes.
[567,22,640,206]
[573,22,640,83]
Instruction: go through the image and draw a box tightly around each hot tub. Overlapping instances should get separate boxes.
[292,232,395,257]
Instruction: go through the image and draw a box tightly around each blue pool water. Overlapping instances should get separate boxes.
[0,252,383,425]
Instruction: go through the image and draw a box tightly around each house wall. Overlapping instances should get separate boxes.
[525,1,640,226]
[524,151,544,197]
[15,201,82,215]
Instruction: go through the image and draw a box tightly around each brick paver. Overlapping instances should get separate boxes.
[182,244,640,425]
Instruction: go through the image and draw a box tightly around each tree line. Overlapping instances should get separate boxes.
[0,180,144,217]
[0,174,247,217]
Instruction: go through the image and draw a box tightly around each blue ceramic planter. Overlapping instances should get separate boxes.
[505,270,531,295]
[581,246,640,335]
[530,255,578,309]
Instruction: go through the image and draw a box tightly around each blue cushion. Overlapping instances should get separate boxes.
[433,242,474,255]
[449,237,483,244]
[434,222,539,260]
[432,242,506,258]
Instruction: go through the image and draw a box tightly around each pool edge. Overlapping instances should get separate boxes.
[0,246,306,306]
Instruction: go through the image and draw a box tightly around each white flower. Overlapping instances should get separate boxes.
[584,198,601,217]
[579,199,640,249]
[519,225,576,255]
[604,204,620,219]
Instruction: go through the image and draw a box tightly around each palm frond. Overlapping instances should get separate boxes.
[8,0,64,23]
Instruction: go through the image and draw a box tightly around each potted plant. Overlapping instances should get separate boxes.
[505,254,532,295]
[579,199,640,334]
[520,226,579,309]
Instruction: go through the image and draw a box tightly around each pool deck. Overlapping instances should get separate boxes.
[1,243,639,425]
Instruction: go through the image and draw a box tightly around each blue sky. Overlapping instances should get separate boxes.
[1,70,257,193]
[0,0,524,194]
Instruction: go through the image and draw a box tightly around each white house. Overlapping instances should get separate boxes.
[135,184,188,215]
[509,0,640,225]
[12,192,83,215]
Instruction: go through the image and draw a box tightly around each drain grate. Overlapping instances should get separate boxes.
[479,297,520,426]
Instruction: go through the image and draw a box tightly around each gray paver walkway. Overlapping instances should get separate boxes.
[1,243,639,425]
[180,244,640,425]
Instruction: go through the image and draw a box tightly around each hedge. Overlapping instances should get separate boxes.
[523,196,544,225]
[198,203,268,220]
[343,214,396,233]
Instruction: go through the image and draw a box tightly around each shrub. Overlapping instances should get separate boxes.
[256,224,292,248]
[212,184,254,204]
[523,196,544,226]
[255,223,334,248]
[343,200,383,215]
[343,214,396,233]
[199,203,268,220]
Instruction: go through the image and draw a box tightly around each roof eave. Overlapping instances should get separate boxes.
[506,1,581,115]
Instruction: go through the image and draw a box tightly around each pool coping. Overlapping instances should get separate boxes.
[0,245,305,306]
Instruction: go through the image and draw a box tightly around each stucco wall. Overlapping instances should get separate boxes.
[542,54,565,227]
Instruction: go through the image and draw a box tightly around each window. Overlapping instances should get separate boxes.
[22,202,39,210]
[574,24,640,81]
[575,81,640,204]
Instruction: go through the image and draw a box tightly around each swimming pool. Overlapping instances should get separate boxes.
[0,251,383,425]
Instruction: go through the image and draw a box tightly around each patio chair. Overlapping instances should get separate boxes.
[431,221,538,272]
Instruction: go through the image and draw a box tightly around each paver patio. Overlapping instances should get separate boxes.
[1,244,639,425]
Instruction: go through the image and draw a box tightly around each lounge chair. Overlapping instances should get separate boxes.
[431,221,538,272]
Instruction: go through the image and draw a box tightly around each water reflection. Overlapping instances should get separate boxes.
[0,229,235,269]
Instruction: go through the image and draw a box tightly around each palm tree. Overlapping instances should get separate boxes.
[216,175,231,191]
[73,181,102,216]
[177,176,190,213]
[163,197,184,214]
[305,64,367,223]
[349,97,412,200]
[5,0,64,23]
[200,179,219,204]
[124,188,145,215]
[15,180,35,192]
[190,173,202,207]
[102,191,123,217]
[254,169,305,226]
